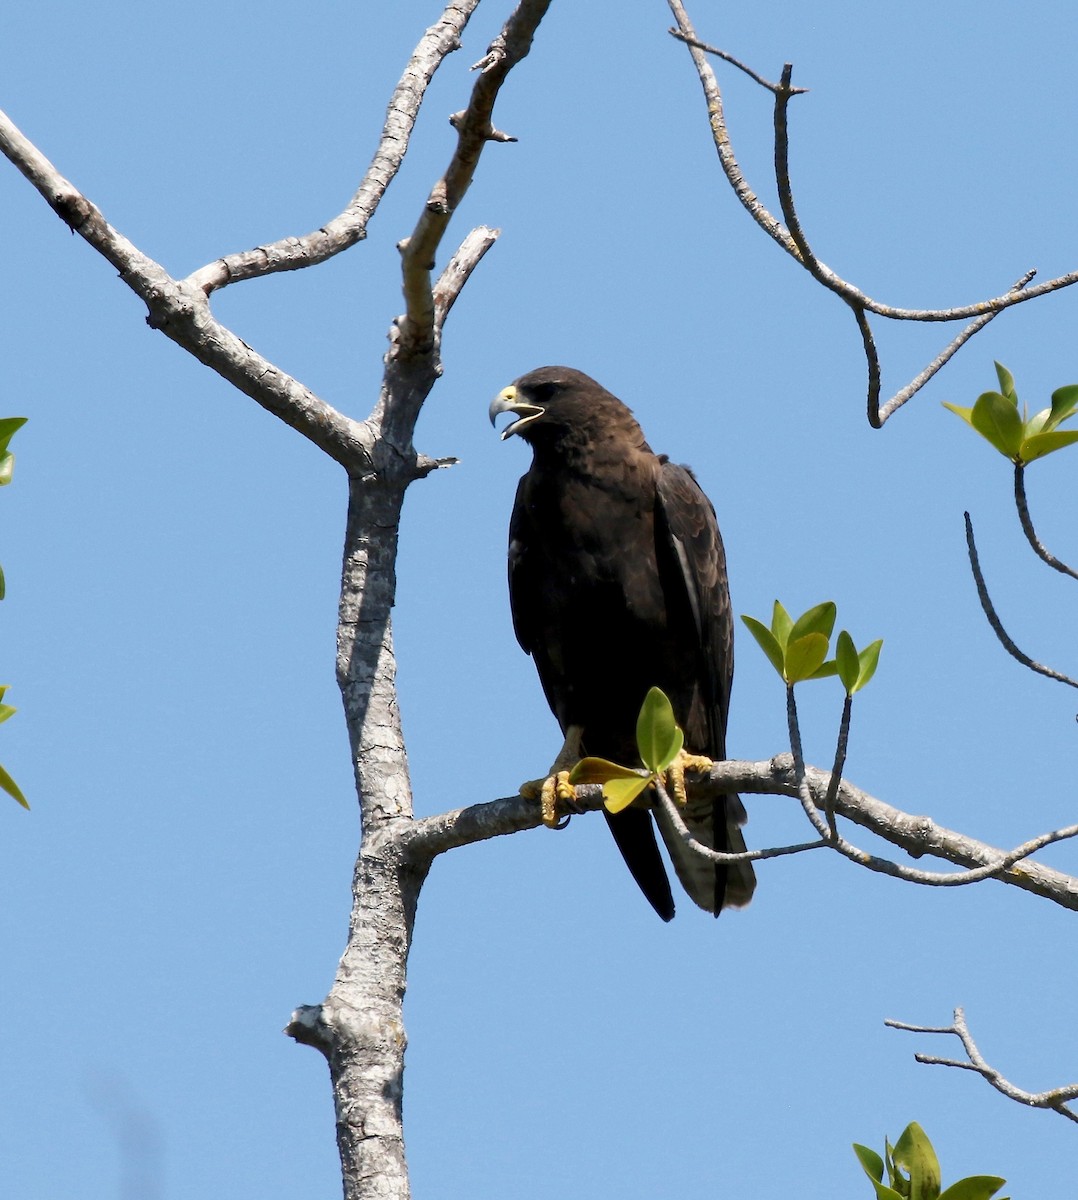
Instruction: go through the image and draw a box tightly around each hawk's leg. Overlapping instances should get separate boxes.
[520,724,585,828]
[665,750,714,807]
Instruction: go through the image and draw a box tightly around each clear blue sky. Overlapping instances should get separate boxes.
[2,2,1077,1197]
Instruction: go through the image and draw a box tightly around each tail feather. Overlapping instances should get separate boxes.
[603,807,676,921]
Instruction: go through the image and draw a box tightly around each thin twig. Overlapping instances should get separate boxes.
[1014,463,1078,580]
[964,512,1078,688]
[786,684,833,839]
[653,782,828,864]
[823,693,852,836]
[666,0,1078,424]
[887,1008,1078,1125]
[668,30,807,95]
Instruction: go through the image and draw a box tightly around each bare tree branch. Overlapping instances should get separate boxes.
[186,1,483,296]
[964,512,1078,689]
[1014,463,1078,581]
[887,1008,1078,1125]
[667,0,1078,426]
[0,106,371,469]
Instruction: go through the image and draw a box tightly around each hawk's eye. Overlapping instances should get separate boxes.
[528,382,559,404]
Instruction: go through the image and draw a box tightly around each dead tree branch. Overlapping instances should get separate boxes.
[186,2,483,296]
[887,1008,1078,1125]
[0,107,372,470]
[667,0,1078,427]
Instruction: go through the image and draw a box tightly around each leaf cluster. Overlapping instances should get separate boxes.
[742,600,882,694]
[943,362,1078,465]
[853,1123,1007,1200]
[569,687,684,813]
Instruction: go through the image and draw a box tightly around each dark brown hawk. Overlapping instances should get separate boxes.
[490,366,755,920]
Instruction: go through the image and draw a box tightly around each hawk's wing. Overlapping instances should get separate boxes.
[654,461,755,912]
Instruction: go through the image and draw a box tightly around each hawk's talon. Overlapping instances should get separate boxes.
[665,750,715,807]
[521,770,579,828]
[539,769,576,828]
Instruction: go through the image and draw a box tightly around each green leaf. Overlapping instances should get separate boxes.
[771,600,793,648]
[1019,429,1078,463]
[853,1145,906,1200]
[602,774,652,814]
[0,704,16,725]
[784,632,829,683]
[893,1123,941,1200]
[808,658,839,679]
[854,639,884,692]
[789,600,837,644]
[569,757,648,786]
[0,562,5,601]
[0,417,27,455]
[993,361,1017,401]
[836,630,860,693]
[636,687,684,774]
[970,391,1024,459]
[1049,383,1078,427]
[937,1177,1007,1200]
[741,615,786,678]
[0,452,15,486]
[853,1145,886,1184]
[941,401,975,426]
[0,761,28,808]
[1024,406,1052,436]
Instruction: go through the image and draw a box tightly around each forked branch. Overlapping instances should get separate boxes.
[887,1008,1078,1126]
[186,1,484,296]
[396,0,552,357]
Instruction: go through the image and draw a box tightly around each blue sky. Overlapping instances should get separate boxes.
[2,2,1077,1197]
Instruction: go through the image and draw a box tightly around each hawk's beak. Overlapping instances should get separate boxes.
[489,385,544,440]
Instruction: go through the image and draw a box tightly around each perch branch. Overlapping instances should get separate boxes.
[964,512,1078,689]
[403,757,1078,911]
[887,1008,1078,1125]
[667,0,1078,425]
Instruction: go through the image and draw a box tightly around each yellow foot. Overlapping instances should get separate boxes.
[665,751,714,806]
[520,771,577,828]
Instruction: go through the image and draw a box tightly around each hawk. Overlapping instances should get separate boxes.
[490,366,755,920]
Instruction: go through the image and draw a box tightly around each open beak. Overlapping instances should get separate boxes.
[489,385,544,440]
